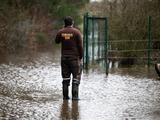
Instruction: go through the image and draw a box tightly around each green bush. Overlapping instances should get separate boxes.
[35,32,48,44]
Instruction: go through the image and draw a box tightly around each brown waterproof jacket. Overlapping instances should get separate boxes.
[55,26,83,59]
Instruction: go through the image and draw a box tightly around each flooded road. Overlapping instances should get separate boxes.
[0,49,160,120]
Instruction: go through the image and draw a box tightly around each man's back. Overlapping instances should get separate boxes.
[55,26,83,59]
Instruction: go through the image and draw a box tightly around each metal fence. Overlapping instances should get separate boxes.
[108,16,160,68]
[83,14,160,74]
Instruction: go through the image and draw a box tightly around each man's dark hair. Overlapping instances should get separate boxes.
[64,16,73,27]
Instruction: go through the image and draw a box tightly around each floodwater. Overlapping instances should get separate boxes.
[0,48,160,120]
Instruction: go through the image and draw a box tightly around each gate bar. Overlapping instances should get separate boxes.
[104,17,109,75]
[148,16,152,67]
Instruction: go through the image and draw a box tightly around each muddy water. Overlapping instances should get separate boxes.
[0,49,160,120]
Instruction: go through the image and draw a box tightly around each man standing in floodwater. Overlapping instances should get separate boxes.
[55,16,83,100]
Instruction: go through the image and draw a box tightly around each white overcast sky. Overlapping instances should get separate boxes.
[90,0,102,2]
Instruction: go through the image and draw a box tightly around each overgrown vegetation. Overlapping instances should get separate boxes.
[88,0,160,40]
[0,0,89,53]
[88,0,160,63]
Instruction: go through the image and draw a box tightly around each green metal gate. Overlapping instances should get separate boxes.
[83,13,108,73]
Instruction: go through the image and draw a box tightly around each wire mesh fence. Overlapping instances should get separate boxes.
[83,14,160,73]
[108,16,160,67]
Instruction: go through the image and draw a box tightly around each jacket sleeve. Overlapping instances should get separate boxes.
[76,31,83,59]
[55,32,61,44]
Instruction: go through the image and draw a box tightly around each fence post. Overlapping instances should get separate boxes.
[92,17,95,63]
[83,13,86,69]
[148,16,152,67]
[85,13,89,70]
[105,17,109,75]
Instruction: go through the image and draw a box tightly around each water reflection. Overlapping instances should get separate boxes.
[60,100,79,120]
